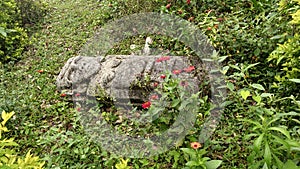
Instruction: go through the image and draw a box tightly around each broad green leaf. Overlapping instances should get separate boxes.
[282,160,300,169]
[266,117,280,126]
[115,158,130,169]
[180,148,196,157]
[268,127,291,139]
[205,160,222,169]
[244,62,260,71]
[254,48,261,56]
[227,82,234,91]
[240,90,250,100]
[271,135,290,150]
[221,66,229,75]
[252,95,262,103]
[241,119,263,129]
[262,108,274,115]
[285,139,300,148]
[264,142,272,167]
[229,64,241,71]
[220,101,234,107]
[202,157,210,161]
[244,133,259,140]
[171,99,180,107]
[289,79,300,83]
[250,83,265,91]
[0,27,7,37]
[270,34,285,40]
[262,162,269,169]
[254,133,264,153]
[260,93,273,97]
[275,111,300,118]
[186,161,199,166]
[273,154,284,169]
[218,56,228,62]
[1,111,15,126]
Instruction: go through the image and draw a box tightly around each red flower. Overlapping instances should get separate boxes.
[156,56,170,62]
[150,95,159,100]
[156,58,162,62]
[207,27,212,31]
[77,107,81,112]
[187,0,191,5]
[190,142,202,149]
[166,3,171,9]
[172,69,182,75]
[37,70,44,73]
[153,82,159,87]
[60,93,67,97]
[161,56,170,61]
[184,66,195,73]
[75,93,81,97]
[142,101,151,109]
[160,74,166,79]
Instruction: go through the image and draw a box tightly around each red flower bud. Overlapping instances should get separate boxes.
[184,66,195,73]
[160,74,166,79]
[150,95,159,100]
[166,3,171,9]
[172,69,182,75]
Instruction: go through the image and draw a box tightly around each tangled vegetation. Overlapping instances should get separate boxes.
[0,0,299,168]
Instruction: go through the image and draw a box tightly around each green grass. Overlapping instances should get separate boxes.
[0,0,299,168]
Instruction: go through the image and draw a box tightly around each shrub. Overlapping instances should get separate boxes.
[15,0,48,26]
[0,111,45,168]
[268,0,300,97]
[0,0,28,64]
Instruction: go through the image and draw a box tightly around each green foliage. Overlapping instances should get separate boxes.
[268,0,300,97]
[15,0,48,26]
[115,158,130,169]
[0,0,48,64]
[0,0,28,64]
[181,147,222,169]
[221,62,300,168]
[0,0,299,168]
[0,111,45,168]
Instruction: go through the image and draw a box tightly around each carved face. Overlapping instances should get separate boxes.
[56,56,103,94]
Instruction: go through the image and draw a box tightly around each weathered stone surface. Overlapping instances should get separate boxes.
[56,55,204,105]
[56,56,103,95]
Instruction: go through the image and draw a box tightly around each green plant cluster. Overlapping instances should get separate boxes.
[268,0,300,97]
[0,111,45,169]
[0,0,27,64]
[15,0,48,26]
[0,0,48,64]
[0,0,299,168]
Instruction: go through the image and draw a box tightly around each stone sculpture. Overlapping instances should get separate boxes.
[56,54,205,106]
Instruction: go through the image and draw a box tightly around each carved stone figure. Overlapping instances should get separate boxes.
[56,54,204,106]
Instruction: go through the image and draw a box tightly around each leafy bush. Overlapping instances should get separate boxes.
[0,0,28,64]
[15,0,48,26]
[0,111,45,168]
[268,0,300,97]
